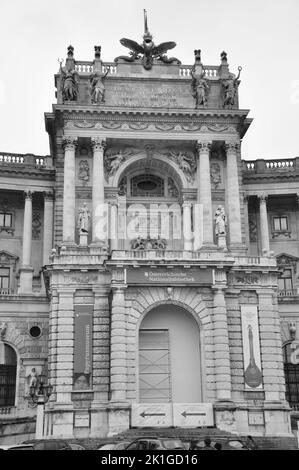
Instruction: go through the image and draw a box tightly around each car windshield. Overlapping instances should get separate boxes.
[161,440,183,449]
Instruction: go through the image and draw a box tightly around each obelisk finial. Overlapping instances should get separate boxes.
[144,9,149,35]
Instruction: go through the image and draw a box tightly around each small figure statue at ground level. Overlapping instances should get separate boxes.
[190,68,209,107]
[28,367,38,389]
[89,67,110,104]
[214,205,226,235]
[222,66,242,108]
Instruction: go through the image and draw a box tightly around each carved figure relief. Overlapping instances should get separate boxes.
[210,162,222,189]
[118,177,127,196]
[0,322,7,341]
[164,149,196,182]
[104,148,136,180]
[78,160,90,184]
[131,235,167,250]
[32,211,42,239]
[168,178,179,198]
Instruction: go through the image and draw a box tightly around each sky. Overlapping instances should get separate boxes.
[0,0,298,160]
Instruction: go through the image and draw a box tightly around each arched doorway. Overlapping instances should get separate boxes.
[138,305,202,403]
[0,343,17,406]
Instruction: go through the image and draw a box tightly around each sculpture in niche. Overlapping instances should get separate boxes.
[289,322,297,341]
[77,203,90,234]
[0,322,7,341]
[118,177,127,196]
[60,46,79,102]
[248,213,257,242]
[27,367,38,388]
[165,149,196,182]
[222,66,242,108]
[114,10,180,70]
[214,205,226,235]
[168,178,179,198]
[131,235,167,250]
[89,67,110,104]
[190,68,209,107]
[78,160,90,184]
[210,162,222,189]
[32,211,42,239]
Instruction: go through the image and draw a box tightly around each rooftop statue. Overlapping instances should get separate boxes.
[222,66,242,108]
[60,45,79,102]
[114,10,180,70]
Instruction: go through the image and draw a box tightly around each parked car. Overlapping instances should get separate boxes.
[98,441,131,450]
[68,443,86,450]
[191,437,252,450]
[124,438,185,451]
[21,439,72,450]
[0,444,35,450]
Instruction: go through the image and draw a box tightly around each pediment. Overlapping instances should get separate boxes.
[0,250,19,263]
[276,253,298,271]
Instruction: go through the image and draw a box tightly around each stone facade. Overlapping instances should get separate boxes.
[0,34,298,441]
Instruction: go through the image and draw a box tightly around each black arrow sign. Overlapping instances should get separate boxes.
[140,412,166,418]
[181,411,206,418]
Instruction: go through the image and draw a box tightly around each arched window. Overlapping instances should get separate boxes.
[0,343,17,407]
[283,342,299,409]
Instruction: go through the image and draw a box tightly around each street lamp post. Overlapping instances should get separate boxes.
[28,377,53,439]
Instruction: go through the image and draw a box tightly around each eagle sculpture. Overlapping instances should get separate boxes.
[114,10,180,70]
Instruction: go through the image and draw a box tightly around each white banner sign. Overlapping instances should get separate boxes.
[241,305,263,389]
[173,403,214,427]
[131,404,172,427]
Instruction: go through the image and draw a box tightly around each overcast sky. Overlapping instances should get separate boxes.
[0,0,298,160]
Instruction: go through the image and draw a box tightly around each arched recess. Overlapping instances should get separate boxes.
[111,153,189,191]
[126,289,214,404]
[0,342,17,406]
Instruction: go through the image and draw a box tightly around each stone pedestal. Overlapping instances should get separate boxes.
[79,231,88,246]
[217,233,227,249]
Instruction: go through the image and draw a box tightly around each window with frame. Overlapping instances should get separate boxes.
[0,213,12,228]
[0,267,10,291]
[283,342,299,408]
[278,268,293,291]
[0,343,17,407]
[273,216,288,231]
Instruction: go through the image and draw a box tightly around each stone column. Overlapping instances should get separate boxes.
[91,137,107,245]
[19,191,33,294]
[110,287,127,401]
[43,192,54,265]
[62,137,77,244]
[183,201,193,250]
[258,194,270,255]
[110,202,118,251]
[213,283,232,400]
[196,141,213,245]
[225,142,242,245]
[243,194,250,249]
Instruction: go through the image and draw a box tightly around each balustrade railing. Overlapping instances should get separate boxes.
[74,62,117,75]
[0,406,14,415]
[0,288,13,295]
[0,153,48,167]
[243,158,297,173]
[278,288,299,297]
[179,65,219,78]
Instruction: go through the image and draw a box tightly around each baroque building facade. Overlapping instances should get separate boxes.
[0,27,299,441]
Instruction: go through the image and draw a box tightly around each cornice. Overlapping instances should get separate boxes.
[0,166,55,179]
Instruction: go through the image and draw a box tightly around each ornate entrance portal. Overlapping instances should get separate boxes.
[138,305,202,403]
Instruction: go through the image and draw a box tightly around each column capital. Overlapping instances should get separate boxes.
[91,137,106,151]
[43,191,54,202]
[225,141,240,153]
[24,190,33,200]
[182,200,193,208]
[62,136,78,151]
[196,141,212,153]
[257,192,268,203]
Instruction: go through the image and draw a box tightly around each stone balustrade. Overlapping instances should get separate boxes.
[74,61,117,74]
[278,288,299,297]
[243,158,298,173]
[0,152,52,167]
[179,65,219,79]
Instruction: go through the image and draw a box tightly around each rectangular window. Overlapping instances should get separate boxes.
[273,216,288,231]
[278,268,293,291]
[0,213,12,227]
[0,268,10,290]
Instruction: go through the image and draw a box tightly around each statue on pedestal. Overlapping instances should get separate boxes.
[28,367,38,388]
[77,203,90,234]
[60,46,79,102]
[190,68,209,107]
[222,66,242,108]
[214,205,226,235]
[89,67,110,104]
